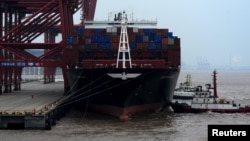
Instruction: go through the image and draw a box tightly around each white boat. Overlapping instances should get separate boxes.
[172,70,250,113]
[189,85,239,113]
[173,74,197,99]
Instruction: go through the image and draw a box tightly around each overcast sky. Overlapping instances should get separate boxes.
[75,0,250,69]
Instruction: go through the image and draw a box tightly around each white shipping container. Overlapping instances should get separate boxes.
[168,38,174,45]
[106,27,112,33]
[106,27,117,33]
[133,27,139,32]
[112,27,117,33]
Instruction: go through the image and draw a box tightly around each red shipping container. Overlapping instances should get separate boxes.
[111,43,118,50]
[111,35,119,43]
[161,38,168,44]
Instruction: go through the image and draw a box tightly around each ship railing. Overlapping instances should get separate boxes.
[84,20,157,28]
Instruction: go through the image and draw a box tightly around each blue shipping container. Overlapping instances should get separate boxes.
[149,42,156,49]
[104,36,110,42]
[76,28,85,33]
[168,32,173,38]
[91,36,97,42]
[154,35,162,42]
[98,43,110,49]
[129,42,136,49]
[97,36,105,42]
[95,29,103,33]
[156,43,162,49]
[104,43,111,49]
[149,34,154,41]
[85,44,91,50]
[143,29,153,34]
[136,35,143,42]
[66,36,73,45]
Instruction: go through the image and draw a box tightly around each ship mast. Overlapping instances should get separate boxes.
[116,11,132,69]
[212,70,218,98]
[205,70,218,98]
[185,74,192,86]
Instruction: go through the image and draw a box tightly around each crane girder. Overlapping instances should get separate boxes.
[0,0,97,91]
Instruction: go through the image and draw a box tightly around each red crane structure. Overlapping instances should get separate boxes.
[0,0,97,94]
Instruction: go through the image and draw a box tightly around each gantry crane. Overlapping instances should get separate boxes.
[0,0,97,94]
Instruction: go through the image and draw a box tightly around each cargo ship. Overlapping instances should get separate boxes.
[65,11,181,120]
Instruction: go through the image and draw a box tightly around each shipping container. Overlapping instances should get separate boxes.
[91,36,98,42]
[129,42,136,49]
[168,38,174,45]
[133,27,139,33]
[161,38,168,44]
[143,35,149,42]
[66,36,74,45]
[136,35,143,42]
[66,27,180,62]
[167,32,173,38]
[75,28,85,33]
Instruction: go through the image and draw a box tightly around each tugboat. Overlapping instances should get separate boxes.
[173,74,197,100]
[171,70,250,113]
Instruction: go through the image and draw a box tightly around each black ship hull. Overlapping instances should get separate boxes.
[66,68,180,120]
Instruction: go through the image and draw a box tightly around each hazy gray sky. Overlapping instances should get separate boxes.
[75,0,250,68]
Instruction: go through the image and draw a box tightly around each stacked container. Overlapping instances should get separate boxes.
[67,26,180,66]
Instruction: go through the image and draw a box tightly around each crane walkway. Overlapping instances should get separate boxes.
[0,81,69,130]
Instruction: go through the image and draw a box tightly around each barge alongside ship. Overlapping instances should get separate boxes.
[66,11,181,120]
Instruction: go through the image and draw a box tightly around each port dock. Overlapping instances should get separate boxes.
[0,81,69,130]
